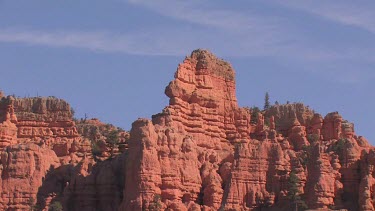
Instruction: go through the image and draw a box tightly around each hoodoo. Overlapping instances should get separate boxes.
[0,49,374,210]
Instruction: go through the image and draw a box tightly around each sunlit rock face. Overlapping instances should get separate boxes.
[0,49,374,211]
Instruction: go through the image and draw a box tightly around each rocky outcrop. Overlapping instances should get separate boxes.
[305,143,343,209]
[160,49,251,147]
[120,49,375,211]
[13,97,82,157]
[0,49,375,210]
[0,96,98,162]
[121,49,252,210]
[264,103,314,136]
[62,153,126,211]
[0,96,18,149]
[0,143,60,210]
[0,120,17,151]
[76,118,129,160]
[359,150,375,211]
[223,140,285,210]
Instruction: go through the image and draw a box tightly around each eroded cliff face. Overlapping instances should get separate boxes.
[13,97,83,158]
[0,49,375,211]
[0,95,126,210]
[0,143,60,210]
[162,49,250,147]
[75,118,129,160]
[120,49,375,211]
[121,50,251,210]
[0,96,18,149]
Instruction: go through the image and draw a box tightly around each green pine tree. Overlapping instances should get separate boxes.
[288,172,308,211]
[264,92,270,110]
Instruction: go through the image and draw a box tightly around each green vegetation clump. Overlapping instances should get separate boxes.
[288,172,308,211]
[91,141,102,161]
[28,197,37,211]
[49,201,63,211]
[107,129,120,158]
[332,138,347,154]
[70,107,76,120]
[307,134,319,143]
[299,145,313,168]
[250,106,261,124]
[264,117,270,127]
[148,194,163,211]
[331,138,348,165]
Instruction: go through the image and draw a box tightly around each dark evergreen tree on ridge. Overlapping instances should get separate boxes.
[264,92,270,110]
[288,172,308,211]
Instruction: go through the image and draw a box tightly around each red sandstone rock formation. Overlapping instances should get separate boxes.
[76,118,129,160]
[305,143,343,209]
[0,143,60,210]
[121,49,252,210]
[0,96,18,149]
[121,49,375,211]
[0,49,374,211]
[0,93,131,210]
[13,97,82,157]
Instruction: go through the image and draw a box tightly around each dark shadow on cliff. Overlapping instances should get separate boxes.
[36,152,127,211]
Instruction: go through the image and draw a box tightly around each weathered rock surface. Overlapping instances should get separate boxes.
[0,96,18,149]
[120,49,375,211]
[121,49,252,210]
[13,97,83,157]
[76,118,129,160]
[0,143,60,210]
[0,49,374,211]
[62,153,126,211]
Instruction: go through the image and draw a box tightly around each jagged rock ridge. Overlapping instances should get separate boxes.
[0,49,374,211]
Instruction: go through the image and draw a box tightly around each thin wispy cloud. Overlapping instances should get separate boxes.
[127,0,278,32]
[126,0,284,46]
[0,26,330,60]
[0,29,130,53]
[1,0,375,78]
[125,0,335,60]
[0,28,186,56]
[274,0,375,34]
[126,0,375,62]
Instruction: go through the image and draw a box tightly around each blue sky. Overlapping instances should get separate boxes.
[0,0,374,143]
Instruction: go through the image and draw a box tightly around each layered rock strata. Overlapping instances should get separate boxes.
[0,96,18,149]
[13,97,82,157]
[0,143,60,210]
[0,49,374,211]
[0,95,127,210]
[121,49,375,211]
